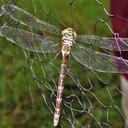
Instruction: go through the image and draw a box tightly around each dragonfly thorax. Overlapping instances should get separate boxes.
[61,28,77,57]
[62,28,77,47]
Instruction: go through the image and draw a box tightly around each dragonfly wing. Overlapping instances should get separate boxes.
[0,25,60,53]
[76,35,128,51]
[0,4,61,34]
[72,44,128,73]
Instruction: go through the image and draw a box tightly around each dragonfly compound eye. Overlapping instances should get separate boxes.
[62,28,77,37]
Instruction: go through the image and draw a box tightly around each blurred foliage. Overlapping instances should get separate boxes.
[0,0,124,128]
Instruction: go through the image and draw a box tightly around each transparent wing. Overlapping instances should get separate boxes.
[0,4,61,34]
[76,35,128,51]
[0,25,60,53]
[72,44,128,73]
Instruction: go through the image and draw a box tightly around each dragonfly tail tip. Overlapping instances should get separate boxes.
[53,117,59,127]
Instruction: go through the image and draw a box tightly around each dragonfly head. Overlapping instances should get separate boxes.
[62,27,77,39]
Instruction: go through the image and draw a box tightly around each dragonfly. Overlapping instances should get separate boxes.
[1,4,128,126]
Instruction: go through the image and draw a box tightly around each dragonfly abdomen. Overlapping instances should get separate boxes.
[54,59,67,126]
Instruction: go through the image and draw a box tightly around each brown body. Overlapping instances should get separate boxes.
[54,28,77,126]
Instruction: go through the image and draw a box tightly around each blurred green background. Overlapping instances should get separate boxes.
[0,0,124,128]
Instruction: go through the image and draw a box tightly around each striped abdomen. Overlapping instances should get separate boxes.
[54,53,68,126]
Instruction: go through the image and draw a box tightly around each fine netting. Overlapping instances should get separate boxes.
[0,0,127,128]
